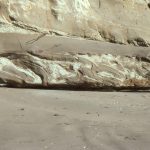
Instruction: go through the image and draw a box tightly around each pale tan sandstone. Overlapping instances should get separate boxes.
[0,0,150,46]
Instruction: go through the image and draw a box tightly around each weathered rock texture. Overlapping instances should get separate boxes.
[0,0,150,46]
[0,1,150,90]
[0,33,150,90]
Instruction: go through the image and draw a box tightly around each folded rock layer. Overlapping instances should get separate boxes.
[0,33,150,90]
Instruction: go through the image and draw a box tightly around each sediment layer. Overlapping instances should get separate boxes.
[0,33,150,90]
[0,0,150,46]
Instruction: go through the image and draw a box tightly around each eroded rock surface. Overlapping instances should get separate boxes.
[0,0,150,46]
[1,52,150,89]
[0,33,150,90]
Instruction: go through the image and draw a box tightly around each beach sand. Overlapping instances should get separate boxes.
[0,88,149,150]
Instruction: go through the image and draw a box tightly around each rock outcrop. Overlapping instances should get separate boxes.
[0,1,150,90]
[0,33,150,90]
[0,0,150,46]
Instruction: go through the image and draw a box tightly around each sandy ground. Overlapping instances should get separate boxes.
[0,88,150,150]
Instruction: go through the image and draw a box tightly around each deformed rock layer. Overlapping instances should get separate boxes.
[0,33,150,90]
[0,52,150,90]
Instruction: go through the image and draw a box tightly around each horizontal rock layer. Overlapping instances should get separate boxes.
[0,33,150,90]
[0,0,150,46]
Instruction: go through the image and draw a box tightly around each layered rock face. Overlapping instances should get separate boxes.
[0,33,150,90]
[0,0,150,46]
[0,1,150,90]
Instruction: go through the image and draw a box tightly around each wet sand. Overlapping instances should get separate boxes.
[0,88,150,150]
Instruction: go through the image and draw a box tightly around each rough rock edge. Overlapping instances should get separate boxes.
[0,52,150,91]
